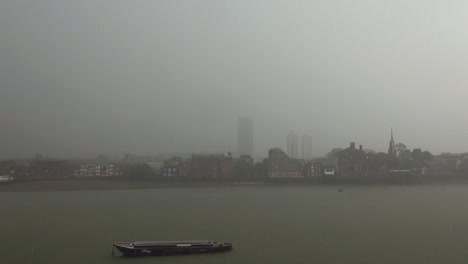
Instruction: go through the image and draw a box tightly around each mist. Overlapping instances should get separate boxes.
[1,0,467,159]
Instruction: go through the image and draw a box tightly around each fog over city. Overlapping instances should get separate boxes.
[1,0,467,159]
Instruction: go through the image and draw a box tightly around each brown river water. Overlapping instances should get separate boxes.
[1,185,468,264]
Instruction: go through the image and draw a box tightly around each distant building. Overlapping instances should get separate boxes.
[146,161,164,173]
[324,167,336,176]
[13,163,29,180]
[238,118,253,157]
[0,161,15,176]
[73,163,121,178]
[178,159,191,178]
[287,132,299,159]
[363,152,388,176]
[191,153,234,179]
[427,154,462,177]
[336,144,387,177]
[122,154,164,164]
[0,161,16,182]
[301,134,313,160]
[267,148,303,178]
[161,157,184,177]
[29,160,72,180]
[234,155,254,178]
[304,161,323,178]
[336,142,365,177]
[313,157,336,177]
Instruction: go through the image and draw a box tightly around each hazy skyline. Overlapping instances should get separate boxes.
[1,1,467,159]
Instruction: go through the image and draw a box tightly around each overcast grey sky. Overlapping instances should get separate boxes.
[1,0,467,159]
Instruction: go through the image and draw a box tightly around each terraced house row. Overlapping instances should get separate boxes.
[0,160,122,180]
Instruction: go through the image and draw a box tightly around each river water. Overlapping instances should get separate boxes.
[2,185,468,264]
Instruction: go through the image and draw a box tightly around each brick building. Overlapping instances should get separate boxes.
[74,163,121,178]
[267,148,303,178]
[363,152,388,176]
[0,161,16,176]
[29,160,72,180]
[304,161,323,178]
[0,161,16,181]
[336,142,365,177]
[161,157,184,177]
[190,153,234,179]
[427,154,462,176]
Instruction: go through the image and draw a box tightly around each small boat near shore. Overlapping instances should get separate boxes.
[113,240,232,257]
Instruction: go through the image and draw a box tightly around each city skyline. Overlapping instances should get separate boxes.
[0,126,460,160]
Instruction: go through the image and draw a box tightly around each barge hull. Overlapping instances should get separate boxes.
[113,242,232,257]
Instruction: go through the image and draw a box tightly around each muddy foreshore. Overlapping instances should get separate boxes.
[0,179,269,192]
[1,176,468,192]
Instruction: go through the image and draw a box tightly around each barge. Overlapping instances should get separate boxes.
[113,240,232,257]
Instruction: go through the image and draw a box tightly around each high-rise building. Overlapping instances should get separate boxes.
[287,132,299,159]
[301,134,313,160]
[238,118,253,156]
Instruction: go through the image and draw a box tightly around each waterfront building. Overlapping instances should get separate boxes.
[336,142,365,177]
[0,161,16,181]
[73,163,121,178]
[0,161,15,176]
[161,157,184,177]
[427,153,463,177]
[304,161,323,178]
[363,152,388,176]
[29,160,72,179]
[324,166,336,176]
[238,118,253,157]
[267,148,303,178]
[190,153,234,178]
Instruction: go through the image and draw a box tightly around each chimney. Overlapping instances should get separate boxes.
[350,142,355,149]
[359,145,363,151]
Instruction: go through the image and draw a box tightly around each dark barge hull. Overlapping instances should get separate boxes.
[113,241,232,257]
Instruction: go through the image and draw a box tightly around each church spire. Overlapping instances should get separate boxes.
[388,128,396,159]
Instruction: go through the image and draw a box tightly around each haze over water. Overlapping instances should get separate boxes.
[2,185,468,264]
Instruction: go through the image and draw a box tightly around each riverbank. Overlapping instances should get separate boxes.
[0,179,272,192]
[1,177,468,192]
